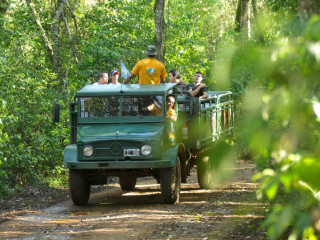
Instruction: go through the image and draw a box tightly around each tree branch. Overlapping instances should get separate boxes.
[52,0,66,74]
[25,0,53,62]
[62,12,78,64]
[154,0,166,62]
[66,0,80,42]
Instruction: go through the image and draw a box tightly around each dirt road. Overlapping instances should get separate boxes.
[0,160,267,240]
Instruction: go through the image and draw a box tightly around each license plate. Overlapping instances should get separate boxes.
[123,149,140,156]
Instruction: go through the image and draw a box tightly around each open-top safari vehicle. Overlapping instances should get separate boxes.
[55,83,234,205]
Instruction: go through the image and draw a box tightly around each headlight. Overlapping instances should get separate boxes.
[141,145,152,156]
[82,145,93,157]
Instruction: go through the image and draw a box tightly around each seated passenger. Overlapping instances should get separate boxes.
[186,72,208,99]
[146,96,163,116]
[166,96,177,121]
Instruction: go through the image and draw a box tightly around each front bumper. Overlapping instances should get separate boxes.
[65,159,171,169]
[64,144,177,169]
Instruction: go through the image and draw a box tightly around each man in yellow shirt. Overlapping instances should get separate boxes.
[123,45,167,84]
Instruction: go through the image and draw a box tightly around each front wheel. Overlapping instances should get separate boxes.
[160,158,181,204]
[119,176,137,191]
[69,169,90,205]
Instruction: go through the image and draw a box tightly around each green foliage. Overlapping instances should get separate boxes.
[0,2,70,195]
[165,0,238,87]
[3,1,319,239]
[218,15,320,239]
[265,0,298,13]
[75,0,155,85]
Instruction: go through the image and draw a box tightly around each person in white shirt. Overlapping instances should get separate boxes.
[93,71,108,85]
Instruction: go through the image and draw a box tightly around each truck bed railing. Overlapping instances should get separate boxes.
[176,90,234,149]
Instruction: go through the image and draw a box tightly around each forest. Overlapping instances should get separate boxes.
[1,0,320,239]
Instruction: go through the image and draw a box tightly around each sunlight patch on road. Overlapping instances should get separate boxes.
[216,201,268,206]
[121,191,158,196]
[16,214,80,225]
[135,183,159,188]
[181,201,209,204]
[213,213,264,219]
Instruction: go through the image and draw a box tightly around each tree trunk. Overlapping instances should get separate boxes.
[0,0,9,14]
[0,0,9,28]
[235,0,251,33]
[251,0,257,19]
[52,0,66,75]
[26,0,54,62]
[299,0,320,23]
[66,0,80,45]
[62,12,78,64]
[154,0,166,62]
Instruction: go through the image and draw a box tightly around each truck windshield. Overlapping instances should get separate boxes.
[79,96,163,118]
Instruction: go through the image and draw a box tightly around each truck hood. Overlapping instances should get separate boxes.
[77,123,165,142]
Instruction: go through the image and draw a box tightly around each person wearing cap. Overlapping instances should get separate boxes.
[109,70,120,85]
[93,71,108,85]
[123,45,167,84]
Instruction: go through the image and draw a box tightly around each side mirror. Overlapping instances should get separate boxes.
[53,103,60,123]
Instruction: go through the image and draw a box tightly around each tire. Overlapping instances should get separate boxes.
[69,169,90,205]
[197,153,215,189]
[160,158,181,204]
[119,176,137,191]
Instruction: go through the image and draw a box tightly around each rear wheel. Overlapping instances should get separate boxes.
[160,158,181,204]
[119,176,137,191]
[197,153,215,189]
[69,169,90,205]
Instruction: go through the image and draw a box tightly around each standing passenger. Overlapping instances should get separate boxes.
[186,72,208,99]
[169,69,187,91]
[93,71,109,85]
[109,70,120,85]
[123,45,167,84]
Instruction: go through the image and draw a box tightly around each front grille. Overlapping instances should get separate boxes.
[92,141,140,158]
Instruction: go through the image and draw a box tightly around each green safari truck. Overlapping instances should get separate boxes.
[56,83,234,205]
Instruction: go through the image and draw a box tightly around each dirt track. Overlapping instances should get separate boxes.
[0,160,267,240]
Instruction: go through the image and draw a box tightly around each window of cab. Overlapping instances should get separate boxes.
[79,95,164,118]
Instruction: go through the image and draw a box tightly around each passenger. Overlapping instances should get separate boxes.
[93,71,108,85]
[169,69,187,91]
[146,96,163,116]
[109,70,120,85]
[123,45,167,84]
[186,72,208,99]
[166,95,177,121]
